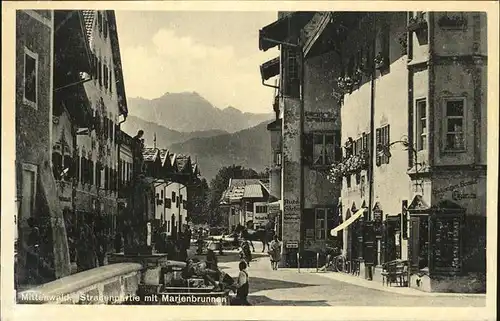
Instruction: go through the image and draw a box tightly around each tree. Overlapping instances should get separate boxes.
[189,178,210,225]
[206,165,261,227]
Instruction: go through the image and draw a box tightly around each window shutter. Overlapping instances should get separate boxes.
[302,133,314,166]
[376,128,381,166]
[327,208,336,238]
[334,131,342,162]
[385,124,390,164]
[76,156,80,182]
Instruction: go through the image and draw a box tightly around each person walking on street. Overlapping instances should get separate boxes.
[269,235,282,270]
[230,261,251,305]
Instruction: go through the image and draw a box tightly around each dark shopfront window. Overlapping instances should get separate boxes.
[410,215,429,270]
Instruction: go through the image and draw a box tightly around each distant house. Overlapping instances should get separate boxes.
[220,179,271,231]
[141,147,200,239]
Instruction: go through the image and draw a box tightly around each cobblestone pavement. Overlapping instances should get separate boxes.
[207,246,486,307]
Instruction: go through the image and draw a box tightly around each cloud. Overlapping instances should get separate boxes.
[120,28,278,114]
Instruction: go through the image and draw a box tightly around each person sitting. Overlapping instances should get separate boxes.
[229,261,251,305]
[182,258,226,290]
[206,249,218,271]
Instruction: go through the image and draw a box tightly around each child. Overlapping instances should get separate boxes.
[230,261,250,305]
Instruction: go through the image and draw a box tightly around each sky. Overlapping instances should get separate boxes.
[115,11,280,114]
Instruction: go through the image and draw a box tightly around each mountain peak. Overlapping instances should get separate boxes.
[223,106,242,114]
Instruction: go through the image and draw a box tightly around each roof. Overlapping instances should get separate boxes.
[176,154,190,171]
[107,11,128,117]
[243,184,264,198]
[159,149,170,166]
[220,179,266,204]
[259,180,270,194]
[142,148,159,162]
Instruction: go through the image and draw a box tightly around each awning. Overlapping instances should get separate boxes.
[330,207,367,236]
[260,57,280,81]
[259,16,292,51]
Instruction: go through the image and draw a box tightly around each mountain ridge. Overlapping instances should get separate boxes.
[127,92,273,133]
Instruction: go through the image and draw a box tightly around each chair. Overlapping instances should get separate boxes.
[381,260,408,287]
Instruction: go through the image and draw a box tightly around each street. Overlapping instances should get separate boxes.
[193,244,486,307]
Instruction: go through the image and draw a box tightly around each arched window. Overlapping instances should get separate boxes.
[63,155,73,181]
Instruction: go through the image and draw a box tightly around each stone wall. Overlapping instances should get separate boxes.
[17,263,142,304]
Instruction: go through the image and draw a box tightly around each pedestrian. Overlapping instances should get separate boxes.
[269,235,282,270]
[230,261,251,306]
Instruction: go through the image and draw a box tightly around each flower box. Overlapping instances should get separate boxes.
[374,53,388,70]
[337,76,354,94]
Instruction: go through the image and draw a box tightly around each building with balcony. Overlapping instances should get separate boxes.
[16,9,98,285]
[259,11,487,292]
[259,12,343,266]
[73,10,129,243]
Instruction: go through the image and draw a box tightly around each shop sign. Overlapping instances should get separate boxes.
[286,241,299,248]
[305,111,336,122]
[451,190,477,201]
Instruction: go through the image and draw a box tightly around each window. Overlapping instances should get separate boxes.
[97,11,102,34]
[23,47,38,107]
[109,68,113,93]
[315,208,327,240]
[274,152,282,166]
[416,99,427,151]
[376,125,391,166]
[103,14,108,38]
[104,64,108,91]
[313,133,335,166]
[160,190,164,199]
[90,161,95,185]
[98,58,102,87]
[172,192,176,202]
[256,205,267,214]
[444,98,465,151]
[355,137,362,155]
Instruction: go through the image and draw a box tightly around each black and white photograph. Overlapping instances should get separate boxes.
[1,2,498,321]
